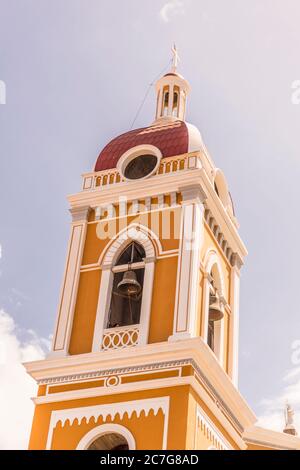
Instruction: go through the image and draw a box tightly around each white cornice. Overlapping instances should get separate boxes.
[24,337,256,433]
[243,425,300,450]
[199,169,247,258]
[34,375,246,450]
[68,167,246,260]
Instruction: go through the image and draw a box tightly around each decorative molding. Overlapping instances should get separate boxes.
[36,374,246,450]
[37,359,191,386]
[204,207,239,267]
[36,356,244,436]
[179,184,207,204]
[52,221,87,354]
[243,424,300,450]
[196,406,232,450]
[170,198,204,341]
[46,396,170,450]
[76,423,136,450]
[101,225,157,268]
[26,337,257,438]
[69,206,91,222]
[116,144,162,182]
[82,152,201,192]
[230,253,244,270]
[102,325,140,351]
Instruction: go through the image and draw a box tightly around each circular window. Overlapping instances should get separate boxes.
[124,154,158,180]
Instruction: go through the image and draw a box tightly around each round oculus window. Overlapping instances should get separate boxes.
[124,154,158,180]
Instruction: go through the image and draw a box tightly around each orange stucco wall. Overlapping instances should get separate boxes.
[68,205,181,354]
[29,386,191,450]
[69,269,101,355]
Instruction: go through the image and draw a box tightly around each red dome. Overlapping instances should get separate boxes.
[95,120,189,172]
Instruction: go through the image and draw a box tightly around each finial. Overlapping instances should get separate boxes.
[283,403,297,436]
[171,44,180,73]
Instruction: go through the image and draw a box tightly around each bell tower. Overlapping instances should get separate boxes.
[25,50,300,451]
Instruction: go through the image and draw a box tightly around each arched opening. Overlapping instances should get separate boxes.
[172,85,180,117]
[92,225,157,352]
[77,423,136,450]
[207,264,224,358]
[162,85,170,116]
[87,432,129,451]
[107,242,145,329]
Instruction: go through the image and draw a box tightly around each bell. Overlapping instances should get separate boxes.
[117,270,142,296]
[209,294,224,322]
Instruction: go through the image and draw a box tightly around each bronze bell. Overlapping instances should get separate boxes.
[117,270,142,296]
[209,294,224,322]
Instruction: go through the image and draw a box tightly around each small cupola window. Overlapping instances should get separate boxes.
[117,145,162,181]
[124,154,158,180]
[162,85,170,116]
[172,85,180,117]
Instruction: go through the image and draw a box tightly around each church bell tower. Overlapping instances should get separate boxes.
[25,49,300,451]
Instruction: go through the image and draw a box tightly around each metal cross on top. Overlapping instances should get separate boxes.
[171,44,180,72]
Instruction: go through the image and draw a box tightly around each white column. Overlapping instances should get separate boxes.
[156,88,163,119]
[138,259,155,345]
[168,85,174,116]
[51,206,90,357]
[200,273,211,341]
[92,266,114,352]
[169,185,206,342]
[228,253,243,386]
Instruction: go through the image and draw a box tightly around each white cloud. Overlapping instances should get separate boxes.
[257,366,300,434]
[0,309,50,449]
[159,0,185,23]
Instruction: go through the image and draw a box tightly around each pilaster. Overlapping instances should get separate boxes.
[50,206,90,357]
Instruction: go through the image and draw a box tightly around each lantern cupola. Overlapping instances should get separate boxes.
[154,45,190,122]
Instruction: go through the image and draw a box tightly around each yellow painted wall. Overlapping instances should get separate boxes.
[29,386,191,450]
[186,391,240,450]
[68,204,181,354]
[148,256,178,343]
[69,270,101,355]
[64,203,236,383]
[52,410,165,450]
[197,223,233,372]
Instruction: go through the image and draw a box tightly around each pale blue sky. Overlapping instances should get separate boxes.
[1,0,300,428]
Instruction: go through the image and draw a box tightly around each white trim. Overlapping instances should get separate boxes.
[26,338,257,443]
[46,396,169,450]
[196,406,232,450]
[139,261,155,345]
[243,425,300,450]
[228,267,240,385]
[92,224,156,352]
[72,164,247,260]
[52,222,87,355]
[76,423,136,450]
[38,375,246,450]
[202,250,225,366]
[98,223,161,266]
[117,145,162,182]
[170,186,205,341]
[92,269,112,352]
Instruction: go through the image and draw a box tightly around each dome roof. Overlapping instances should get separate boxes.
[95,120,203,172]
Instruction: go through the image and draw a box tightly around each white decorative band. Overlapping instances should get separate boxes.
[197,406,231,450]
[46,396,170,450]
